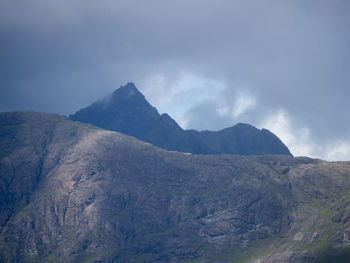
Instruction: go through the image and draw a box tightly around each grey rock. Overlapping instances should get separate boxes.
[1,111,350,262]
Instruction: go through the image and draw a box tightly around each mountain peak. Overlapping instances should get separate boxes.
[70,82,292,156]
[112,82,143,99]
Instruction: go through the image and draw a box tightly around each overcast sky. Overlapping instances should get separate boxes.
[1,0,350,160]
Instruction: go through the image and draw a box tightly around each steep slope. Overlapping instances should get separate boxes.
[1,111,350,262]
[69,83,292,156]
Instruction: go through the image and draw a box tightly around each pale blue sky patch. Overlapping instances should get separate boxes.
[140,73,226,128]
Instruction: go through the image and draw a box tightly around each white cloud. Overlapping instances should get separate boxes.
[260,109,312,157]
[217,104,229,116]
[323,141,350,161]
[260,109,350,161]
[232,92,256,118]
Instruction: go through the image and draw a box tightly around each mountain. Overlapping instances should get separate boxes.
[1,111,350,262]
[69,83,292,156]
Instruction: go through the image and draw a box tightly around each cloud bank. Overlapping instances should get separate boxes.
[1,0,349,160]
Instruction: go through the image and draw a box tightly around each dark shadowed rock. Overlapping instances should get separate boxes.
[1,112,350,262]
[69,83,292,156]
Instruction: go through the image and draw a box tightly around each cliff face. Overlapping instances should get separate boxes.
[1,112,350,262]
[69,83,292,156]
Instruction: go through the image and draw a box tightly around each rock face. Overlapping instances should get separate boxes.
[69,83,292,156]
[1,111,350,262]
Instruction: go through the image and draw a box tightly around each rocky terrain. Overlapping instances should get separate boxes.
[69,83,292,156]
[1,111,350,262]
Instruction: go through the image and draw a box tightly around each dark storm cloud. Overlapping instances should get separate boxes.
[1,0,350,159]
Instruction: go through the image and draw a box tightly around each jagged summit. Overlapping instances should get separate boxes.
[112,82,143,99]
[117,81,137,90]
[70,83,292,156]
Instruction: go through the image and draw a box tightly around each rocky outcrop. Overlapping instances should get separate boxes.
[69,83,292,156]
[1,112,350,262]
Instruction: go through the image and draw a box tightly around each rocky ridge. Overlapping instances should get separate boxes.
[69,83,292,156]
[1,112,350,262]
